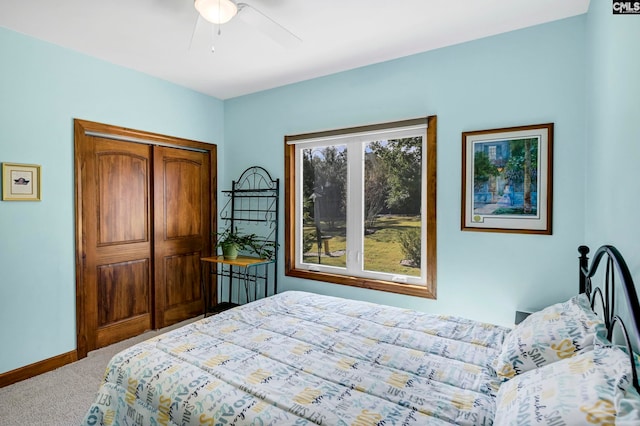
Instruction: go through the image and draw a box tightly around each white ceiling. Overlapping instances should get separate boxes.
[0,0,589,100]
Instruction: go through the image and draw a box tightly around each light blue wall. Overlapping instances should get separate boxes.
[585,2,640,278]
[224,16,587,327]
[0,27,224,374]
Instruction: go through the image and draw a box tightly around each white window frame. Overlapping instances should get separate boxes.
[292,126,427,285]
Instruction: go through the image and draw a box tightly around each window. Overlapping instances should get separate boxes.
[488,145,497,161]
[284,116,437,298]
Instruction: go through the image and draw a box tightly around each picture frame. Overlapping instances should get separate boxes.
[461,123,553,234]
[2,163,41,201]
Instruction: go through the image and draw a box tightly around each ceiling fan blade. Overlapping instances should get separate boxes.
[188,14,201,51]
[236,2,302,48]
[188,13,218,53]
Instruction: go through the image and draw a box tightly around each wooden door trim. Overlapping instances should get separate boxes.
[75,119,215,152]
[74,119,217,359]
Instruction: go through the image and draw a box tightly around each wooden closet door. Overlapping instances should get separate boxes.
[76,119,216,358]
[153,146,211,328]
[80,137,154,351]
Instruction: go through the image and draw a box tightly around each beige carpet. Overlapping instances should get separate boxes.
[0,316,202,426]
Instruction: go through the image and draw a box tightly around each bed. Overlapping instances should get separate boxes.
[82,245,640,425]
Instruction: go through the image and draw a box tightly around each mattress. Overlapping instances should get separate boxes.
[82,291,509,425]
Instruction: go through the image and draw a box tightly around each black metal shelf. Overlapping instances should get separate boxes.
[231,208,275,213]
[219,218,274,223]
[222,190,277,196]
[203,166,279,316]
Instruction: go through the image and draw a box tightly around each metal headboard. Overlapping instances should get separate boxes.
[579,245,640,392]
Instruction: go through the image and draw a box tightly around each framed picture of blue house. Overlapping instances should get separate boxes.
[461,123,553,234]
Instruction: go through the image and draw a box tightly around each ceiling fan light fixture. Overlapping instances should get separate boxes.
[195,0,238,24]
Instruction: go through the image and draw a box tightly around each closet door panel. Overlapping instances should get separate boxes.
[80,137,153,351]
[96,151,149,244]
[97,259,150,326]
[164,160,202,238]
[154,146,211,327]
[163,253,201,308]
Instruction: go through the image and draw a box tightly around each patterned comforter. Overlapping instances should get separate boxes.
[82,291,509,425]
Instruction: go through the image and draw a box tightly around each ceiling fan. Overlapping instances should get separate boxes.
[192,0,301,49]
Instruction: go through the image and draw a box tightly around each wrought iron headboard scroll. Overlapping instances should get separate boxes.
[578,245,640,392]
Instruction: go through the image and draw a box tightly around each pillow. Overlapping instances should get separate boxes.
[494,344,637,425]
[493,293,606,380]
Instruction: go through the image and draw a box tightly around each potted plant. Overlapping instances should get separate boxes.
[215,227,277,260]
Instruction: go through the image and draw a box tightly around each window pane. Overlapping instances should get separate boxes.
[363,138,422,277]
[301,145,347,268]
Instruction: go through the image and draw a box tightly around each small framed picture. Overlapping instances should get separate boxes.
[2,163,41,201]
[461,123,553,234]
